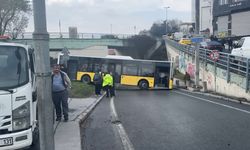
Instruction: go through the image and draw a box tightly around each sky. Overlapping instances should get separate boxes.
[27,0,192,34]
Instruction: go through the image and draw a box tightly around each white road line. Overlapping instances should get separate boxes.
[174,91,250,114]
[110,97,135,150]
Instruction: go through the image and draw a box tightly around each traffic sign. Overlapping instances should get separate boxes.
[209,50,220,61]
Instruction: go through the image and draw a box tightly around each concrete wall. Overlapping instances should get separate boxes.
[50,46,109,58]
[50,45,123,59]
[13,38,125,50]
[166,44,250,100]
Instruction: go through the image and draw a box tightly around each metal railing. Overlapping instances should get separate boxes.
[16,32,134,39]
[166,39,250,92]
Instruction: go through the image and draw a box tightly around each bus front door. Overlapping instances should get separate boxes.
[67,60,78,80]
[108,63,121,83]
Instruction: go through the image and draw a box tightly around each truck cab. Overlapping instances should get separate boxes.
[0,42,38,149]
[231,37,250,58]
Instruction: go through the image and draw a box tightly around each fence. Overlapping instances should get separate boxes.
[166,39,250,92]
[17,32,133,39]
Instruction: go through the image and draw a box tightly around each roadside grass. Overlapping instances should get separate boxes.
[69,81,94,98]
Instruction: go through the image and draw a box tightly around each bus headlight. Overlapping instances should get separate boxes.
[12,102,30,131]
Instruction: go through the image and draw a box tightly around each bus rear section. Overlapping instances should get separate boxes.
[120,61,173,89]
[0,43,37,150]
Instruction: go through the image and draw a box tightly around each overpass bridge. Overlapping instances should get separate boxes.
[13,32,165,60]
[13,38,127,50]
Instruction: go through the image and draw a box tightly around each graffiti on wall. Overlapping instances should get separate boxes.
[178,53,186,73]
[207,72,214,89]
[187,63,195,78]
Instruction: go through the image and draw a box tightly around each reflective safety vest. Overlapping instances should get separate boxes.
[102,74,113,87]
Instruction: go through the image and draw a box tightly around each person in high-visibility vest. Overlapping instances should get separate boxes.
[102,72,113,98]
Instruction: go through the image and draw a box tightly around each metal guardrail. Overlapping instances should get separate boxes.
[17,32,133,39]
[166,39,250,92]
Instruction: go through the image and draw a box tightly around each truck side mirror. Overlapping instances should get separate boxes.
[32,91,37,102]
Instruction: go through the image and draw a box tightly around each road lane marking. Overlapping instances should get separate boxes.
[110,97,135,150]
[174,91,250,114]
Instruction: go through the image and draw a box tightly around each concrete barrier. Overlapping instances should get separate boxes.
[166,42,250,101]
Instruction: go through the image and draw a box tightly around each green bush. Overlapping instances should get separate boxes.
[174,69,185,80]
[69,82,94,98]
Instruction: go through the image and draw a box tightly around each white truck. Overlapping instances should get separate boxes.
[231,37,250,58]
[0,41,38,149]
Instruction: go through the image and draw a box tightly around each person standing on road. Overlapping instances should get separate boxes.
[110,72,116,97]
[52,64,71,122]
[184,72,191,87]
[93,71,102,96]
[102,72,113,98]
[228,38,233,52]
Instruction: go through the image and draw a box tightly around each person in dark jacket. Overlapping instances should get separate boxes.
[110,72,116,97]
[93,71,102,96]
[52,64,71,122]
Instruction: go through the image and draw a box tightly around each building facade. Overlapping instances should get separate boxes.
[200,0,213,33]
[191,0,213,34]
[213,0,250,38]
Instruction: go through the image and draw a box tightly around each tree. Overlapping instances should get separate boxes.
[0,0,31,38]
[127,35,156,59]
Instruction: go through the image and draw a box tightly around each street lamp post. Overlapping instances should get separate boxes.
[165,6,170,35]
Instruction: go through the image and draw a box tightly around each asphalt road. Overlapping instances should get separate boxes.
[82,89,250,150]
[81,97,123,150]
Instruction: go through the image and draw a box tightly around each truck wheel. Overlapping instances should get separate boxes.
[81,75,91,84]
[138,80,149,90]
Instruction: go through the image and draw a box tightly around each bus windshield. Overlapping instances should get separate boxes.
[0,46,29,89]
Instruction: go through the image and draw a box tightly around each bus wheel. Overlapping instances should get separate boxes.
[81,75,91,84]
[139,80,149,90]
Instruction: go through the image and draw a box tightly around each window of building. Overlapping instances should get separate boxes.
[219,0,228,5]
[232,0,245,3]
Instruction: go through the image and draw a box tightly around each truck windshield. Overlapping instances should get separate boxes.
[0,46,28,89]
[238,38,245,48]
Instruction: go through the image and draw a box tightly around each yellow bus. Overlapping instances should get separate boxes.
[59,55,173,90]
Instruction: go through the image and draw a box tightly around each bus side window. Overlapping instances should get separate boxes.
[80,64,88,71]
[140,64,154,77]
[123,63,138,76]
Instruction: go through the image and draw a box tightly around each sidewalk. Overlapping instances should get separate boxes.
[54,95,104,150]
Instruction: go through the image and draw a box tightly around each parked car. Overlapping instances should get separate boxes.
[179,38,192,45]
[231,37,250,58]
[200,41,225,52]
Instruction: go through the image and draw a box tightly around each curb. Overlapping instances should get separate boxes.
[178,88,250,106]
[76,94,106,125]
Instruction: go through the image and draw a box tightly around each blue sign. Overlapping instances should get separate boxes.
[191,37,204,44]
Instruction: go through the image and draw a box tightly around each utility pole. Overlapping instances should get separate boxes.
[33,0,55,150]
[195,43,200,88]
[134,26,137,35]
[110,24,113,34]
[165,6,170,35]
[195,0,200,34]
[59,19,62,38]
